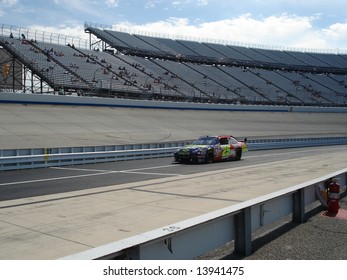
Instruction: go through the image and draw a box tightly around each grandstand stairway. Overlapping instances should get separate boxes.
[70,46,148,97]
[182,62,244,102]
[246,68,302,104]
[148,58,211,101]
[29,41,98,94]
[109,53,186,100]
[216,66,271,103]
[298,72,338,104]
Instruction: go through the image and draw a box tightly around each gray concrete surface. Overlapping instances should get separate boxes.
[0,103,347,149]
[0,147,346,259]
[198,194,347,260]
[1,101,346,260]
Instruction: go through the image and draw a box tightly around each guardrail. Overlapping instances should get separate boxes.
[61,168,347,260]
[1,137,347,171]
[0,142,188,171]
[248,136,347,150]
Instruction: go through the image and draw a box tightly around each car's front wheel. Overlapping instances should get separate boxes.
[205,150,214,164]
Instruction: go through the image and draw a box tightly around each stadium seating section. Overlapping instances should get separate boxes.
[1,26,347,106]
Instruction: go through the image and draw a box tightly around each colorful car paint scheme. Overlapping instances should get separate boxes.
[174,135,248,163]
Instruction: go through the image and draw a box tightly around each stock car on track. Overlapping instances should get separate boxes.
[174,135,248,164]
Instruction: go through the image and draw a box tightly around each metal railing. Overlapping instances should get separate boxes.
[0,23,89,49]
[1,137,347,171]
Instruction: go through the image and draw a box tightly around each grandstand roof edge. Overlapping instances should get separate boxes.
[84,22,347,55]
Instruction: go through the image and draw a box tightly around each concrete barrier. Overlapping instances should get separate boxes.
[61,168,347,260]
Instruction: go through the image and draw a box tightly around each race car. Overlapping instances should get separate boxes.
[174,135,248,164]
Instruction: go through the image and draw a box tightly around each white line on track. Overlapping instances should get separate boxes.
[0,165,182,187]
[0,171,117,187]
[243,146,345,159]
[51,164,179,173]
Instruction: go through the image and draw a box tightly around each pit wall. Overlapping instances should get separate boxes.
[61,168,347,260]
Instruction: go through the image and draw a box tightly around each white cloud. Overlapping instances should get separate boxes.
[0,0,17,19]
[171,0,209,6]
[319,22,347,50]
[197,0,209,6]
[145,0,163,9]
[1,0,18,6]
[105,0,119,7]
[26,24,90,48]
[323,23,347,39]
[113,14,347,51]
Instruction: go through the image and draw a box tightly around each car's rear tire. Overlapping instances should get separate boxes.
[235,148,242,161]
[205,151,214,164]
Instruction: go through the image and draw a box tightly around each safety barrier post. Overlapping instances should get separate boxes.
[124,246,141,260]
[293,189,305,223]
[234,207,252,256]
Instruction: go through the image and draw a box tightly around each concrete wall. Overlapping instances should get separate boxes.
[1,92,347,112]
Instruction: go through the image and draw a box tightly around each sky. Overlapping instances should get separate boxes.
[1,0,347,52]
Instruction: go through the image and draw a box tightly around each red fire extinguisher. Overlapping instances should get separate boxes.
[327,178,340,214]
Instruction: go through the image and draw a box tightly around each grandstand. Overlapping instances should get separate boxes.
[1,23,346,106]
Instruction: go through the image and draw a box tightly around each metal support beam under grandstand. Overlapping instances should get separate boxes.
[0,48,21,92]
[0,47,54,94]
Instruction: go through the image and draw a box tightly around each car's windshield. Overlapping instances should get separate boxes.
[192,137,219,145]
